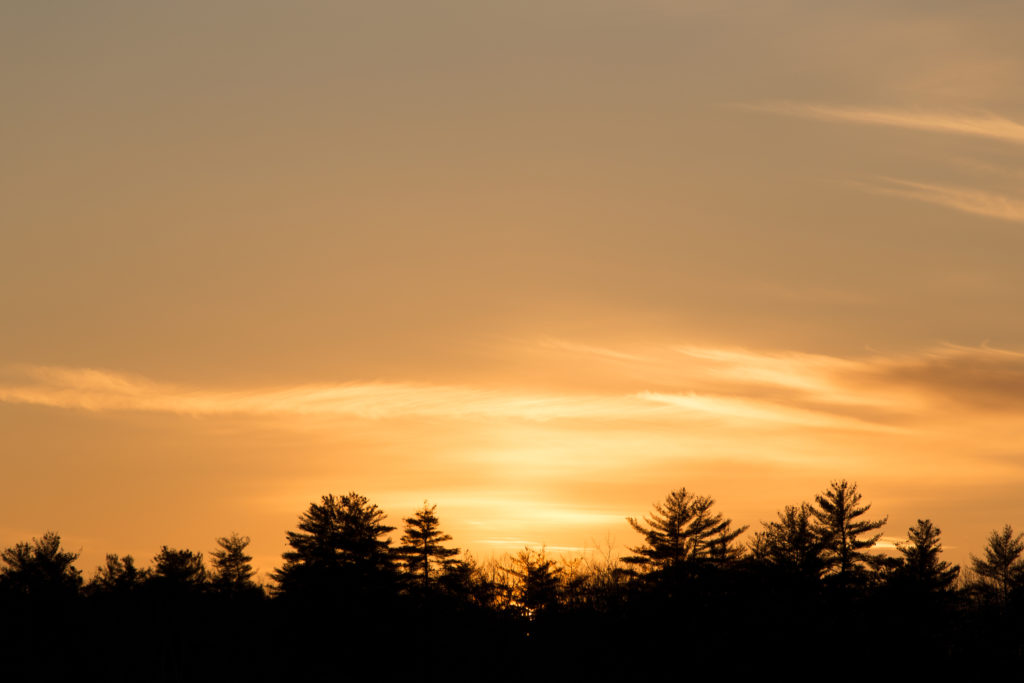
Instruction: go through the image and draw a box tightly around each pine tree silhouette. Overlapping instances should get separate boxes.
[810,480,886,584]
[0,531,82,599]
[151,546,207,593]
[751,503,826,579]
[971,524,1024,605]
[273,492,396,600]
[398,502,460,591]
[894,519,958,592]
[624,488,746,573]
[88,554,147,595]
[210,533,260,595]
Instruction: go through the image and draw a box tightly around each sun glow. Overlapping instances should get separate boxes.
[4,341,1024,569]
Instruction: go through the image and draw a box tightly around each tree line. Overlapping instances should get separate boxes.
[3,481,1024,678]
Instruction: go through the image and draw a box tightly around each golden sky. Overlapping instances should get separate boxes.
[3,1,1024,576]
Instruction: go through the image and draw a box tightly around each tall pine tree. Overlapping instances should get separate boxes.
[398,502,460,591]
[210,532,260,595]
[150,546,207,594]
[893,519,958,592]
[810,480,886,583]
[624,488,747,573]
[751,503,826,579]
[0,532,82,600]
[971,524,1024,605]
[87,554,147,596]
[273,493,396,600]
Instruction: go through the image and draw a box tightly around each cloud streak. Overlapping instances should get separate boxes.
[636,391,900,432]
[0,366,661,423]
[857,344,1024,411]
[6,342,1024,432]
[749,102,1024,146]
[0,364,888,432]
[861,178,1024,224]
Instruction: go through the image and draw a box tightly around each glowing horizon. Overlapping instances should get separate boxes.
[5,340,1024,575]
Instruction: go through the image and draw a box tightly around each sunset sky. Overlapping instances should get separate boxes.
[4,1,1024,576]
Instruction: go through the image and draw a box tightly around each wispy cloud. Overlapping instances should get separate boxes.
[5,343,1024,433]
[856,344,1024,411]
[0,366,658,423]
[543,340,1024,419]
[748,102,1024,146]
[674,346,864,399]
[0,359,897,433]
[745,102,1024,223]
[538,338,649,363]
[636,391,900,432]
[860,178,1024,224]
[0,363,889,432]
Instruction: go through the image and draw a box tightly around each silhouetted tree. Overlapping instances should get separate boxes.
[210,533,259,594]
[0,531,81,599]
[88,554,147,595]
[893,519,958,592]
[510,547,563,618]
[751,503,826,578]
[398,502,460,591]
[971,525,1024,605]
[624,488,747,573]
[810,480,886,583]
[436,552,495,607]
[150,546,207,593]
[273,492,396,600]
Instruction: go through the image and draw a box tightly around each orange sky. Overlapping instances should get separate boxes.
[3,1,1024,577]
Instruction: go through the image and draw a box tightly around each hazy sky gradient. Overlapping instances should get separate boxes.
[4,1,1024,574]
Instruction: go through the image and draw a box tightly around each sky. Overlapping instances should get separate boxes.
[4,0,1024,577]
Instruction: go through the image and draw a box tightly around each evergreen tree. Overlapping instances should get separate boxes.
[510,547,563,618]
[0,531,82,599]
[624,488,747,572]
[436,552,495,607]
[210,532,259,594]
[273,492,396,599]
[893,519,958,592]
[150,546,207,593]
[751,503,826,578]
[810,480,886,583]
[88,554,148,595]
[398,502,460,591]
[971,524,1024,605]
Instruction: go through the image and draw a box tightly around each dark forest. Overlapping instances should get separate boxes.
[4,480,1023,680]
